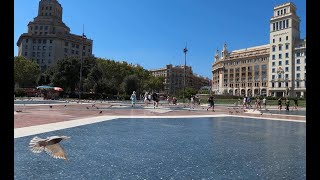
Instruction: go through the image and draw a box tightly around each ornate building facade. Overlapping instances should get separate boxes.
[211,2,306,98]
[17,0,93,72]
[150,64,211,95]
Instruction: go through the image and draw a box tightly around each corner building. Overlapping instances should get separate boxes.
[17,0,93,72]
[211,2,306,98]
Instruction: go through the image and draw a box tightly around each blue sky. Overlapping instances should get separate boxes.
[14,0,306,78]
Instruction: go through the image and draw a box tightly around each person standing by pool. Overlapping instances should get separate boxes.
[144,91,149,106]
[130,91,137,107]
[278,97,282,111]
[152,92,159,109]
[190,95,195,109]
[207,96,215,112]
[293,97,299,111]
[285,98,290,112]
[262,97,267,110]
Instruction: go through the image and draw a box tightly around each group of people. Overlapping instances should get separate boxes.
[278,97,299,111]
[130,91,160,108]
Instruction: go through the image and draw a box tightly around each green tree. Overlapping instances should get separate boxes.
[122,74,139,95]
[49,56,96,94]
[144,76,165,92]
[14,56,40,88]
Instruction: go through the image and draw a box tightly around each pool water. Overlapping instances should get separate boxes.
[14,117,306,179]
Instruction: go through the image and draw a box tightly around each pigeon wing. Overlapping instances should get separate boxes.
[29,136,47,153]
[45,143,68,160]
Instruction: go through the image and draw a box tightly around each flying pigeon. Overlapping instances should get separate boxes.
[29,136,70,160]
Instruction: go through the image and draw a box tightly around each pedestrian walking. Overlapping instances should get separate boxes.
[130,91,137,107]
[207,96,215,112]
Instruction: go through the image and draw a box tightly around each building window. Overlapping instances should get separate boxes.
[285,74,289,79]
[286,19,289,27]
[72,44,75,48]
[276,22,278,30]
[71,50,74,54]
[272,75,275,79]
[43,39,47,44]
[65,42,69,46]
[285,44,289,50]
[280,9,283,15]
[37,46,41,50]
[50,6,52,10]
[279,54,282,59]
[33,39,36,44]
[278,74,282,79]
[35,26,38,30]
[283,20,286,28]
[279,37,282,42]
[284,9,286,14]
[272,83,274,88]
[279,46,282,51]
[40,26,43,30]
[296,81,300,88]
[32,52,35,57]
[279,21,282,29]
[297,73,300,79]
[278,82,281,87]
[45,26,48,30]
[285,67,289,72]
[285,60,289,65]
[50,40,53,43]
[43,46,46,50]
[272,47,275,52]
[64,48,68,53]
[278,61,282,66]
[273,39,275,43]
[296,66,300,71]
[296,52,300,57]
[285,53,289,58]
[48,52,51,57]
[272,55,275,60]
[297,59,300,64]
[272,62,275,66]
[24,52,28,56]
[75,51,79,55]
[76,44,79,49]
[286,36,288,40]
[272,68,275,73]
[273,23,275,31]
[26,39,29,43]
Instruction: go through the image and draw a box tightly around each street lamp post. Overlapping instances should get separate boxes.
[183,46,188,103]
[79,32,86,99]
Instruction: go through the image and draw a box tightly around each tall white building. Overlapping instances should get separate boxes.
[268,2,306,98]
[211,2,306,98]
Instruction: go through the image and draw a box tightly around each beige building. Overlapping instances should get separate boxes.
[150,64,210,95]
[212,43,269,96]
[17,0,93,72]
[212,2,306,98]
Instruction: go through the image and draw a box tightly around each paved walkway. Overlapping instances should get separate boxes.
[14,100,306,129]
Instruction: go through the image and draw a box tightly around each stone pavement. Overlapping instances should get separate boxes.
[14,100,306,129]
